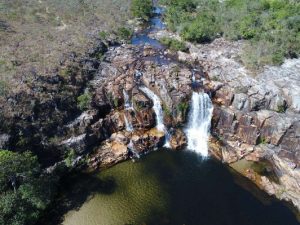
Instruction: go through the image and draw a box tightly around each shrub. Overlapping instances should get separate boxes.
[99,31,109,39]
[163,0,300,68]
[65,149,76,168]
[160,37,188,52]
[116,27,133,41]
[181,13,220,43]
[177,101,189,118]
[257,136,267,144]
[131,0,153,21]
[77,92,92,110]
[0,150,57,225]
[162,104,172,116]
[276,104,286,113]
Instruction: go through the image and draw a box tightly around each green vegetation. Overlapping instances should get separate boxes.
[131,0,153,21]
[65,149,77,168]
[160,37,189,52]
[276,104,286,113]
[113,97,119,108]
[257,136,267,144]
[0,150,57,225]
[99,31,109,39]
[0,0,131,94]
[162,104,172,116]
[162,0,300,69]
[116,27,134,42]
[177,101,189,118]
[77,92,92,110]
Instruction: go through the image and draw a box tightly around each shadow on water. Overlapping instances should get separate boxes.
[40,172,117,225]
[138,150,300,225]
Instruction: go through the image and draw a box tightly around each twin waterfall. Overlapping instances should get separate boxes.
[124,86,213,156]
[185,92,213,157]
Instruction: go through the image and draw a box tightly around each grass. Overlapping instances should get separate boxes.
[161,0,300,69]
[160,37,189,52]
[0,0,131,94]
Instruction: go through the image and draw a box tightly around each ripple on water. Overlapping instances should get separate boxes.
[62,157,169,225]
[61,150,300,225]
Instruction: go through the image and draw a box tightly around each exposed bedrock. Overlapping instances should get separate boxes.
[174,36,300,212]
[1,35,299,212]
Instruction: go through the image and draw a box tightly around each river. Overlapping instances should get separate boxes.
[49,4,300,225]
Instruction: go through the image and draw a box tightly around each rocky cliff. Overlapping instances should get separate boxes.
[175,36,300,212]
[0,31,299,213]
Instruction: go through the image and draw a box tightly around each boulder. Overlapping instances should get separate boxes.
[169,129,187,150]
[0,134,10,149]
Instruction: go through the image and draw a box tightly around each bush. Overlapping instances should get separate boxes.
[181,13,220,43]
[0,150,57,225]
[160,37,189,52]
[116,27,133,41]
[163,0,300,68]
[65,149,76,168]
[77,92,92,110]
[99,31,109,39]
[131,0,153,21]
[177,101,189,118]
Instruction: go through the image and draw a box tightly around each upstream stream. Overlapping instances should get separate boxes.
[51,4,300,225]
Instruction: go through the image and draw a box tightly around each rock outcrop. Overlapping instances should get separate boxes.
[1,24,299,214]
[171,35,300,212]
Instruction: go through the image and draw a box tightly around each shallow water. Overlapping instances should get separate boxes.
[61,150,299,225]
[131,6,165,49]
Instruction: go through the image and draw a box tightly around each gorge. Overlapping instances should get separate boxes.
[47,3,300,224]
[0,1,300,225]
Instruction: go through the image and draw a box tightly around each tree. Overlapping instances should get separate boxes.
[131,0,153,21]
[0,150,57,225]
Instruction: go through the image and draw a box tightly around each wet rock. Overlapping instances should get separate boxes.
[88,140,128,169]
[131,128,165,153]
[169,129,187,150]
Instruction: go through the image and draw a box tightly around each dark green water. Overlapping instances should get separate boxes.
[57,150,299,225]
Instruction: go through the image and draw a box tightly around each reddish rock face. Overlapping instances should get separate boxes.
[169,129,187,150]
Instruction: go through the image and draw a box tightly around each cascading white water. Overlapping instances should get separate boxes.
[128,140,140,159]
[139,86,170,147]
[123,89,134,132]
[123,89,132,109]
[139,86,165,131]
[124,113,134,132]
[192,70,196,82]
[185,92,213,157]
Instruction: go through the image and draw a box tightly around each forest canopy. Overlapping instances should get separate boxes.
[0,150,57,225]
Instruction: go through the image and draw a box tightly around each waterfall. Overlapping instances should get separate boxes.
[139,86,170,147]
[185,92,213,157]
[124,113,134,132]
[123,89,134,132]
[192,70,196,82]
[128,140,140,159]
[123,89,132,109]
[139,86,165,131]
